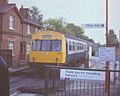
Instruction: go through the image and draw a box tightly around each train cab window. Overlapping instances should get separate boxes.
[42,40,51,51]
[52,40,61,51]
[32,40,41,50]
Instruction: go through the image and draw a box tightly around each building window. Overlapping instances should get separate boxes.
[35,28,38,32]
[27,25,31,34]
[8,41,15,55]
[9,16,14,30]
[27,44,30,54]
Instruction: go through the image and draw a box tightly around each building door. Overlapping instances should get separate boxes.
[20,42,26,60]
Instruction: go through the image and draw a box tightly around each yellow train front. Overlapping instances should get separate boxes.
[29,30,66,66]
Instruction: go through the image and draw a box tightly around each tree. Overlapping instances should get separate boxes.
[43,18,69,33]
[108,29,118,47]
[66,23,84,38]
[89,39,95,43]
[43,18,96,43]
[30,6,43,26]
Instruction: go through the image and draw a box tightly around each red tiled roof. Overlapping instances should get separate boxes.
[22,18,40,27]
[0,4,40,27]
[0,4,15,13]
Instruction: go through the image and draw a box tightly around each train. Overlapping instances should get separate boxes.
[29,30,98,67]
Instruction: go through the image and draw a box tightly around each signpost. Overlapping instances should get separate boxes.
[105,0,109,93]
[81,23,105,29]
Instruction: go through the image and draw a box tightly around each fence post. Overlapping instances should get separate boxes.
[108,71,110,96]
[45,65,48,96]
[52,68,55,93]
[105,62,109,92]
[0,56,9,96]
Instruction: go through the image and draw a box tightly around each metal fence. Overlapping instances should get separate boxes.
[44,65,120,96]
[0,49,12,67]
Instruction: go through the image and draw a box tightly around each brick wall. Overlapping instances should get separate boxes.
[0,0,8,4]
[2,8,21,34]
[0,4,40,66]
[1,8,22,65]
[0,14,2,47]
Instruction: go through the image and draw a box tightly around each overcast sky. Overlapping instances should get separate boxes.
[9,0,120,44]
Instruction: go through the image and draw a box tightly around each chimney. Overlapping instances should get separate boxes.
[19,6,30,19]
[0,0,8,4]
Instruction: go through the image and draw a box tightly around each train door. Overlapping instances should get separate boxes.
[66,40,68,55]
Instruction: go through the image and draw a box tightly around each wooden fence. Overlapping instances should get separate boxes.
[0,50,12,67]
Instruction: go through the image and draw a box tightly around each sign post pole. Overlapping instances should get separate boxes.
[105,0,110,93]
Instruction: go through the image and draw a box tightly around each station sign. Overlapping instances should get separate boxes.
[81,23,105,28]
[60,69,105,81]
[99,47,116,62]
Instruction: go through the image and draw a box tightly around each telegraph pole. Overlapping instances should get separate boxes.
[106,0,108,46]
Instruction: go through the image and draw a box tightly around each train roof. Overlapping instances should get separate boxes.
[64,33,87,42]
[34,30,98,46]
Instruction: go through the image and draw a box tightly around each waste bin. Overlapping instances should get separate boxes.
[0,56,9,96]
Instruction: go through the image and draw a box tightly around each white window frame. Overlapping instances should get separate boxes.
[9,15,14,30]
[27,24,31,34]
[35,27,38,32]
[8,40,15,56]
[27,44,30,54]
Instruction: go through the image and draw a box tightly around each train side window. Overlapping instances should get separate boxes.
[79,43,80,50]
[52,40,61,51]
[77,43,79,50]
[42,40,51,51]
[32,40,41,51]
[80,43,82,50]
[66,41,68,54]
[69,41,72,51]
[81,44,83,50]
[73,42,75,50]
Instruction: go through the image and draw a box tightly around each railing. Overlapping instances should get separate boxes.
[44,65,120,96]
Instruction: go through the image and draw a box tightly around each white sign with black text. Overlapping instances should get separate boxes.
[99,47,116,62]
[60,69,105,81]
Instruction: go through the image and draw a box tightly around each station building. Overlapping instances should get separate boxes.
[0,0,40,67]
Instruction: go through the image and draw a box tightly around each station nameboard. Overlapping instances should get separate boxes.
[60,69,105,81]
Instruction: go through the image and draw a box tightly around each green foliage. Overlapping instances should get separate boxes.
[66,23,84,37]
[108,29,118,47]
[43,17,95,42]
[30,6,43,26]
[43,18,69,33]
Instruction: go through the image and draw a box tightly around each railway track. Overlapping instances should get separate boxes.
[10,68,45,95]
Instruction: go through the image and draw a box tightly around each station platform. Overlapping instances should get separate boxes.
[8,65,30,74]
